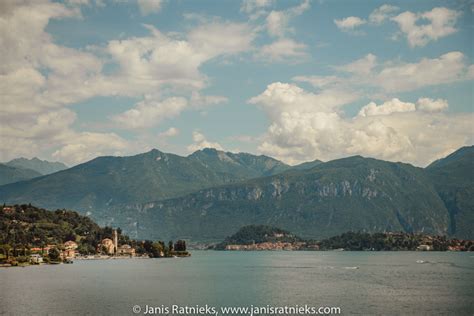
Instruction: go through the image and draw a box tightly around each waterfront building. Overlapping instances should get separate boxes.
[117,245,136,257]
[30,254,43,264]
[99,238,115,255]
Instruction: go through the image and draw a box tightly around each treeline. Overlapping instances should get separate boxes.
[212,225,474,252]
[137,240,188,258]
[213,225,302,250]
[314,231,474,251]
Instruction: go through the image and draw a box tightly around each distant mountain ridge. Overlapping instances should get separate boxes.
[0,157,68,186]
[188,148,290,178]
[0,148,301,213]
[6,157,67,175]
[0,146,472,241]
[0,164,42,186]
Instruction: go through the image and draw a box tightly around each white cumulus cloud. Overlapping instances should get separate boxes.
[417,98,449,113]
[334,16,366,32]
[159,127,180,138]
[266,0,310,37]
[0,2,255,164]
[249,82,473,166]
[52,132,129,165]
[369,4,399,25]
[113,97,188,130]
[391,7,460,47]
[187,131,223,152]
[358,98,416,117]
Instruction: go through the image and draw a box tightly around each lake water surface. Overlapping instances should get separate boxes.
[0,251,473,315]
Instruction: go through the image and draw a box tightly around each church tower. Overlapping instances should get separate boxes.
[113,229,118,256]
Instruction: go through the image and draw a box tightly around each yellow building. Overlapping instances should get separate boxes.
[98,230,136,256]
[99,238,115,255]
[117,244,136,257]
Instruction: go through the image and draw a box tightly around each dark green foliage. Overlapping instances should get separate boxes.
[215,225,301,249]
[48,248,60,261]
[317,231,471,251]
[0,204,113,254]
[174,240,186,251]
[0,204,184,259]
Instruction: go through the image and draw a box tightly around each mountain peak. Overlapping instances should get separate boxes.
[190,147,222,156]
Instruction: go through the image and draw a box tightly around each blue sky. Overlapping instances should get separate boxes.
[1,0,473,166]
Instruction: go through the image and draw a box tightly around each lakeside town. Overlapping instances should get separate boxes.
[213,226,474,252]
[0,204,190,267]
[25,230,144,266]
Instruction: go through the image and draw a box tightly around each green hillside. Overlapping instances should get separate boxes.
[0,204,186,260]
[0,204,109,255]
[105,156,449,241]
[426,146,474,239]
[0,149,292,216]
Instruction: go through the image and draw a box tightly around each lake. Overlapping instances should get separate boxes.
[0,251,473,315]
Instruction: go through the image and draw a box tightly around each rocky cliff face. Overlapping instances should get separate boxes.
[103,156,449,241]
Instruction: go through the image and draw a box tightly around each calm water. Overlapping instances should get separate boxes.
[0,251,473,315]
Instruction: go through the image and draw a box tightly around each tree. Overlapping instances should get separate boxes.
[174,240,186,252]
[48,248,61,261]
[101,245,109,255]
[168,240,174,252]
[0,244,11,260]
[150,242,163,258]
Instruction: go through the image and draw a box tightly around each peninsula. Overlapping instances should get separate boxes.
[0,204,190,267]
[212,225,474,251]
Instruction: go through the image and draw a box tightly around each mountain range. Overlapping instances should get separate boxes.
[0,164,42,186]
[0,157,67,185]
[0,149,301,213]
[0,146,472,241]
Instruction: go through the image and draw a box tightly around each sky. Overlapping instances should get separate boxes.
[0,0,473,167]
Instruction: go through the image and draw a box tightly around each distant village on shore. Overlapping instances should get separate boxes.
[212,226,474,252]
